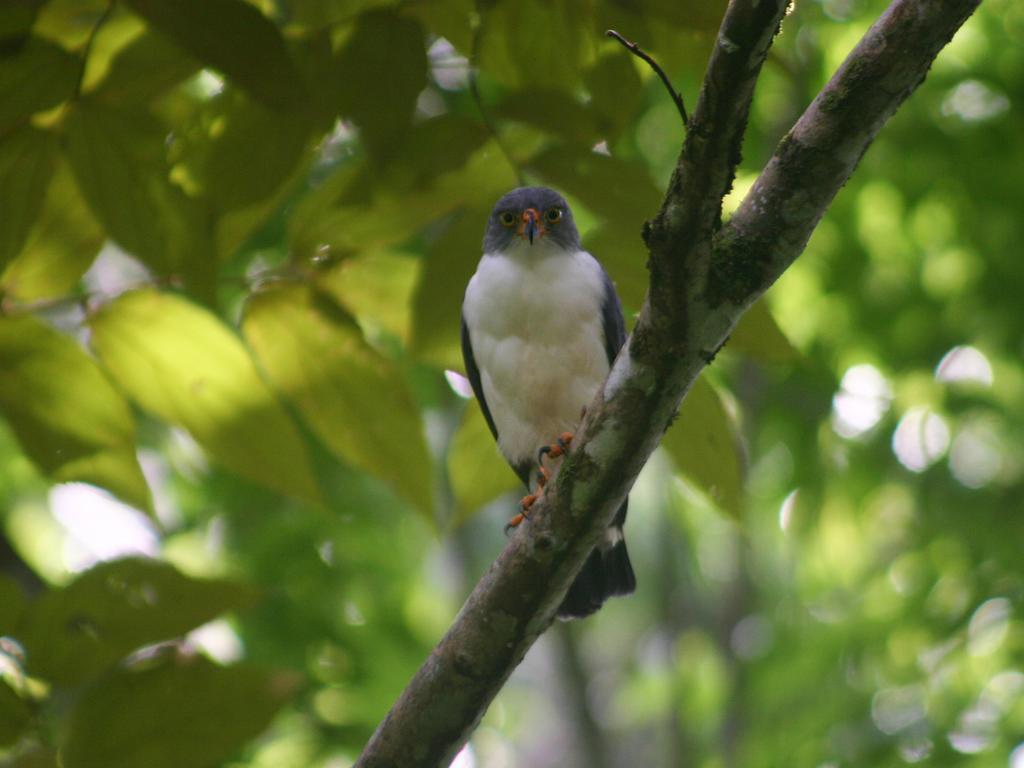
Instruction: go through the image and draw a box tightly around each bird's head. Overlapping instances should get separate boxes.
[483,186,581,255]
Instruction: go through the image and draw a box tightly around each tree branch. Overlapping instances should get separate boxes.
[355,1,979,765]
[709,0,981,309]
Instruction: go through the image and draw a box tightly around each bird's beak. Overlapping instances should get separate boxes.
[520,208,543,244]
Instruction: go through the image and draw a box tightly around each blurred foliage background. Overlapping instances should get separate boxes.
[0,0,1021,766]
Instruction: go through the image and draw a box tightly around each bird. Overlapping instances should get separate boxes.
[460,186,635,619]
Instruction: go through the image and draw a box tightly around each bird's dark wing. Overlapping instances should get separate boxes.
[461,313,499,442]
[555,266,636,620]
[600,268,627,366]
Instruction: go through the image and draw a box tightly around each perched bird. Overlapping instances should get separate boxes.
[461,186,635,618]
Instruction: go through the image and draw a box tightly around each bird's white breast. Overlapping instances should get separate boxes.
[463,246,611,467]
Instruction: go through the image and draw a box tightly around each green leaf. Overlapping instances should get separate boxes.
[284,0,394,29]
[243,284,434,517]
[0,744,57,768]
[0,576,27,635]
[640,0,728,31]
[582,221,650,312]
[391,114,491,183]
[0,126,57,271]
[494,89,601,146]
[0,1,41,43]
[447,402,520,524]
[0,158,104,301]
[729,298,800,364]
[63,99,213,278]
[406,0,474,54]
[0,36,80,131]
[0,678,33,747]
[526,144,662,225]
[584,50,644,142]
[122,0,306,112]
[179,89,313,213]
[88,289,321,503]
[660,376,743,518]
[330,9,427,164]
[478,0,591,91]
[90,28,200,104]
[410,210,489,370]
[15,557,257,686]
[0,314,151,511]
[63,655,299,768]
[289,139,516,260]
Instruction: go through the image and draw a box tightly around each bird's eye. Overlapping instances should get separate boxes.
[544,208,562,223]
[499,211,516,227]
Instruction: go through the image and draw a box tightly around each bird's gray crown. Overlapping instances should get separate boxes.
[483,186,581,254]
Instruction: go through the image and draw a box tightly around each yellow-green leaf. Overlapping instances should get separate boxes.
[447,402,519,524]
[660,376,743,518]
[1,157,103,301]
[88,289,321,503]
[317,250,421,345]
[32,0,108,49]
[0,314,151,511]
[243,284,434,517]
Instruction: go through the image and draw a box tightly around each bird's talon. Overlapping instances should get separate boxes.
[543,431,575,460]
[504,512,527,535]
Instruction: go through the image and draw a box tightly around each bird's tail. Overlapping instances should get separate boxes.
[557,500,635,619]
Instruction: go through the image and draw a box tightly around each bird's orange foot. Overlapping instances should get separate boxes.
[504,494,537,534]
[504,467,550,534]
[537,431,574,464]
[503,512,527,534]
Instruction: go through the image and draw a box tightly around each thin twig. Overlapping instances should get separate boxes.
[606,29,688,126]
